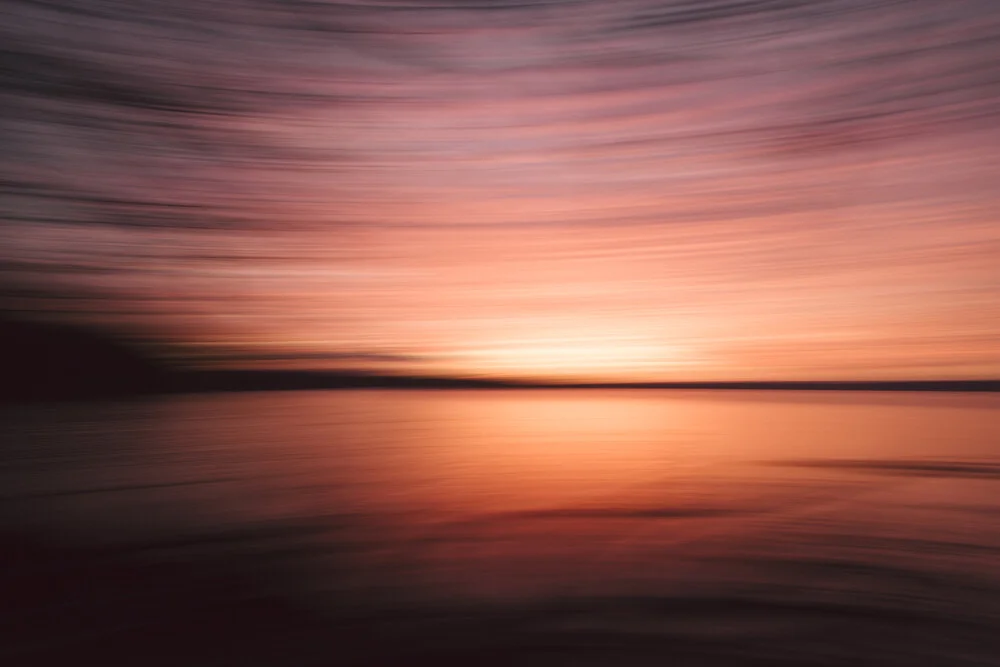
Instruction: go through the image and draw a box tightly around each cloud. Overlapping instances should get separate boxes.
[1,0,998,378]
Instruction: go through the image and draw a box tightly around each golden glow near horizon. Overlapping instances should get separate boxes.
[444,339,697,382]
[1,0,999,381]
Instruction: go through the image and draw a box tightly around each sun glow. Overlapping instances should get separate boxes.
[453,337,699,381]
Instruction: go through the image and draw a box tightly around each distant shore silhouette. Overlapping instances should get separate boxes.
[167,370,1000,394]
[0,317,170,402]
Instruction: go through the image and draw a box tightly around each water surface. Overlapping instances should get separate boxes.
[2,390,999,665]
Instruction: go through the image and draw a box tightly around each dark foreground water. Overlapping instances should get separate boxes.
[2,390,999,666]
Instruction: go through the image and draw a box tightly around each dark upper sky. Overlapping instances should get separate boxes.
[1,0,998,380]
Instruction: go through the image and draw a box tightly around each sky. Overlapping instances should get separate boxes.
[1,0,998,382]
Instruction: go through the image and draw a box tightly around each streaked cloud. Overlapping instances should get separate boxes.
[1,0,997,379]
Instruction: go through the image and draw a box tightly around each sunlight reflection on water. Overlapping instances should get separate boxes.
[2,390,999,665]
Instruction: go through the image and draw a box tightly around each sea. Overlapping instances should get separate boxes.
[2,389,999,666]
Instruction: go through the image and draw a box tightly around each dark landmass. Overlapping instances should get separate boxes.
[0,317,171,402]
[546,379,1000,392]
[0,317,996,403]
[171,371,1000,394]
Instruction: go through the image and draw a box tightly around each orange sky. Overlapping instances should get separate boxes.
[1,0,998,381]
